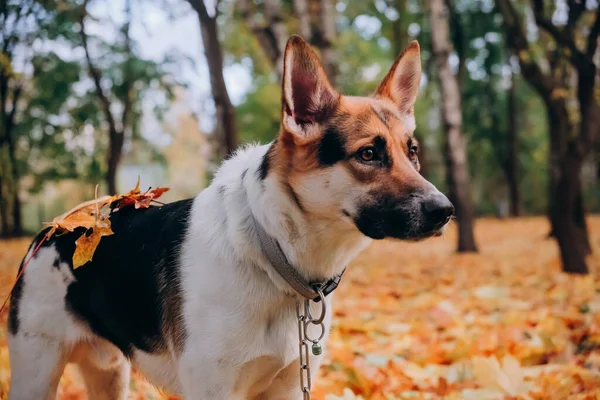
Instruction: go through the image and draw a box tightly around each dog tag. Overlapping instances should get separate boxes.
[311,342,323,356]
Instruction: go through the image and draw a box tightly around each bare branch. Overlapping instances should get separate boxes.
[530,0,588,68]
[587,9,600,57]
[187,0,213,22]
[79,0,117,132]
[238,0,287,78]
[5,82,21,139]
[121,0,133,132]
[495,0,554,98]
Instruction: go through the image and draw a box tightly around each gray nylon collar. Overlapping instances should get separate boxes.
[253,215,343,301]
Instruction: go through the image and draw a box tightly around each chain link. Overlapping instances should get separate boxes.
[296,290,326,400]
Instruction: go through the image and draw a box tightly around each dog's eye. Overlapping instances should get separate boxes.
[409,145,418,158]
[359,147,377,162]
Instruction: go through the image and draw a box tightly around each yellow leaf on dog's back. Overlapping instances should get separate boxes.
[72,224,114,269]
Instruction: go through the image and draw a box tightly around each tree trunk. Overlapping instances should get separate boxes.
[239,0,287,80]
[3,84,22,236]
[11,189,22,236]
[547,59,597,273]
[506,73,521,217]
[0,164,9,237]
[546,101,591,274]
[106,127,124,195]
[189,0,237,158]
[293,0,312,40]
[495,0,598,273]
[429,0,478,252]
[316,0,336,84]
[7,143,22,236]
[80,0,127,195]
[292,0,337,84]
[392,0,408,55]
[550,154,589,274]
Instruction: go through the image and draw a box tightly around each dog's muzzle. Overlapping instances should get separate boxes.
[353,190,454,240]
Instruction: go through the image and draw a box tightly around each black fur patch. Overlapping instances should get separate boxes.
[318,128,346,166]
[373,136,392,168]
[258,144,273,180]
[54,199,194,357]
[7,269,24,335]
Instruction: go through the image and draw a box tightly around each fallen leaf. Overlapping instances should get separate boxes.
[72,224,114,269]
[43,180,169,270]
[472,355,533,398]
[45,195,115,238]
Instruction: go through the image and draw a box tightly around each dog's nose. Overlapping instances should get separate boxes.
[422,192,454,227]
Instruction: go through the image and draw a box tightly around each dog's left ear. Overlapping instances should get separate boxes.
[281,35,339,145]
[375,41,422,115]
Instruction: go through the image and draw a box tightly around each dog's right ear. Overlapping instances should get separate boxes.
[281,35,339,145]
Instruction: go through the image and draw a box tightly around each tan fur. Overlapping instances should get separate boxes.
[270,38,427,204]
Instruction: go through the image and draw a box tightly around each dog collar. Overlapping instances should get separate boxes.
[253,216,344,302]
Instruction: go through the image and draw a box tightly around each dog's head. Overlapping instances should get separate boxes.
[266,35,453,240]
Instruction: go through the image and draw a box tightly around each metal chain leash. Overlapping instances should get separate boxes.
[296,289,326,400]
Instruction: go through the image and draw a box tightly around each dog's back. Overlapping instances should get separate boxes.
[7,199,193,399]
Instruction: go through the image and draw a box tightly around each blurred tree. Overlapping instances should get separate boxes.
[496,0,600,274]
[293,0,337,83]
[78,0,175,194]
[0,0,36,237]
[238,0,288,80]
[451,3,523,218]
[237,0,338,84]
[187,0,237,158]
[429,0,478,252]
[505,65,521,217]
[0,0,82,236]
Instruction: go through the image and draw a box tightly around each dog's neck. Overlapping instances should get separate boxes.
[243,144,371,292]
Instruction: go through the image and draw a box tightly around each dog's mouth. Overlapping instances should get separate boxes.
[402,221,450,242]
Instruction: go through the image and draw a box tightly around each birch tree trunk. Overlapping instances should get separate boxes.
[428,0,478,252]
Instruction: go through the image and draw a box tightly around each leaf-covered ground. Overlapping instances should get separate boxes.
[0,217,599,399]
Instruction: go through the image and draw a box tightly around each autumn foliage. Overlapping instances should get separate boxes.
[0,217,599,399]
[44,180,169,269]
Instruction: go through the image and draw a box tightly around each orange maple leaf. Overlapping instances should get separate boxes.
[43,179,170,270]
[111,177,169,210]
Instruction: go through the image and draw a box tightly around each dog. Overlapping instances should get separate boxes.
[7,35,453,400]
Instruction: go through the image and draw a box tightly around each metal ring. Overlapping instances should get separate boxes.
[306,289,326,325]
[304,320,325,343]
